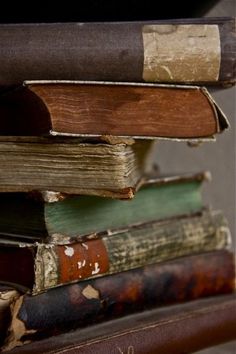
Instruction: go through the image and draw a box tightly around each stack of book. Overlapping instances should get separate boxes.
[0,17,235,353]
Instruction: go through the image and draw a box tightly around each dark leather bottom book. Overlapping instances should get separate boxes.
[5,294,236,354]
[2,250,235,351]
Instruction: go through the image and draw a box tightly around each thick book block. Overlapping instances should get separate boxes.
[0,210,230,294]
[5,294,236,354]
[0,172,206,242]
[0,18,235,86]
[0,81,229,139]
[3,251,235,351]
[0,138,152,198]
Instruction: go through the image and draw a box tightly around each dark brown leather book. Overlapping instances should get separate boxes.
[3,250,235,351]
[0,18,235,87]
[5,294,236,354]
[0,210,230,294]
[0,81,229,139]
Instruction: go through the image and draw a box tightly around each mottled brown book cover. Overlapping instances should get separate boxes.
[3,250,235,351]
[0,81,229,139]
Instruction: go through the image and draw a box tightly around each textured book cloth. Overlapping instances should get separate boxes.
[0,212,231,294]
[0,18,235,86]
[4,294,236,354]
[2,250,235,351]
[0,81,229,139]
[0,210,230,294]
[0,172,207,243]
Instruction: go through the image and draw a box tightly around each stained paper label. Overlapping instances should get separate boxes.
[34,240,109,294]
[142,24,220,82]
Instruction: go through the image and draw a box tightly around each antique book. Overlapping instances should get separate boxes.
[0,18,235,87]
[0,210,231,294]
[4,294,236,354]
[3,250,235,351]
[0,138,152,198]
[0,81,229,139]
[0,172,207,243]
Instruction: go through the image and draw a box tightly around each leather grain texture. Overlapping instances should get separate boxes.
[6,294,236,354]
[3,250,235,351]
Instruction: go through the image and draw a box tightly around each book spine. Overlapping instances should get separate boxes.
[4,250,235,350]
[33,211,230,293]
[0,18,234,87]
[54,296,236,354]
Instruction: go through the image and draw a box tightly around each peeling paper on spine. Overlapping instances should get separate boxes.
[33,240,110,293]
[57,240,109,284]
[142,24,220,82]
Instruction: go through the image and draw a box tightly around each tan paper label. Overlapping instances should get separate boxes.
[142,24,220,82]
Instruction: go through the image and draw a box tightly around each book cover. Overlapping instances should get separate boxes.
[0,172,207,242]
[0,210,231,294]
[3,294,236,354]
[0,81,229,139]
[3,250,235,351]
[0,18,234,86]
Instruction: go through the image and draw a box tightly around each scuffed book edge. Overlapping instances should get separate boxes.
[4,294,236,354]
[0,207,231,295]
[0,287,21,348]
[0,170,209,205]
[0,208,211,246]
[0,171,211,244]
[2,296,36,352]
[200,86,230,132]
[24,80,230,140]
[0,137,154,199]
[36,171,211,203]
[0,171,208,205]
[2,260,236,352]
[26,209,235,294]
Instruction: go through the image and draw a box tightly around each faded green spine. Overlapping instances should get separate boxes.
[45,181,203,237]
[103,211,230,274]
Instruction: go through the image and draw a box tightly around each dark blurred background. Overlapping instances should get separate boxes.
[0,0,221,22]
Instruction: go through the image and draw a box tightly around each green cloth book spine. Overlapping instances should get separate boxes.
[0,210,231,294]
[0,173,207,243]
